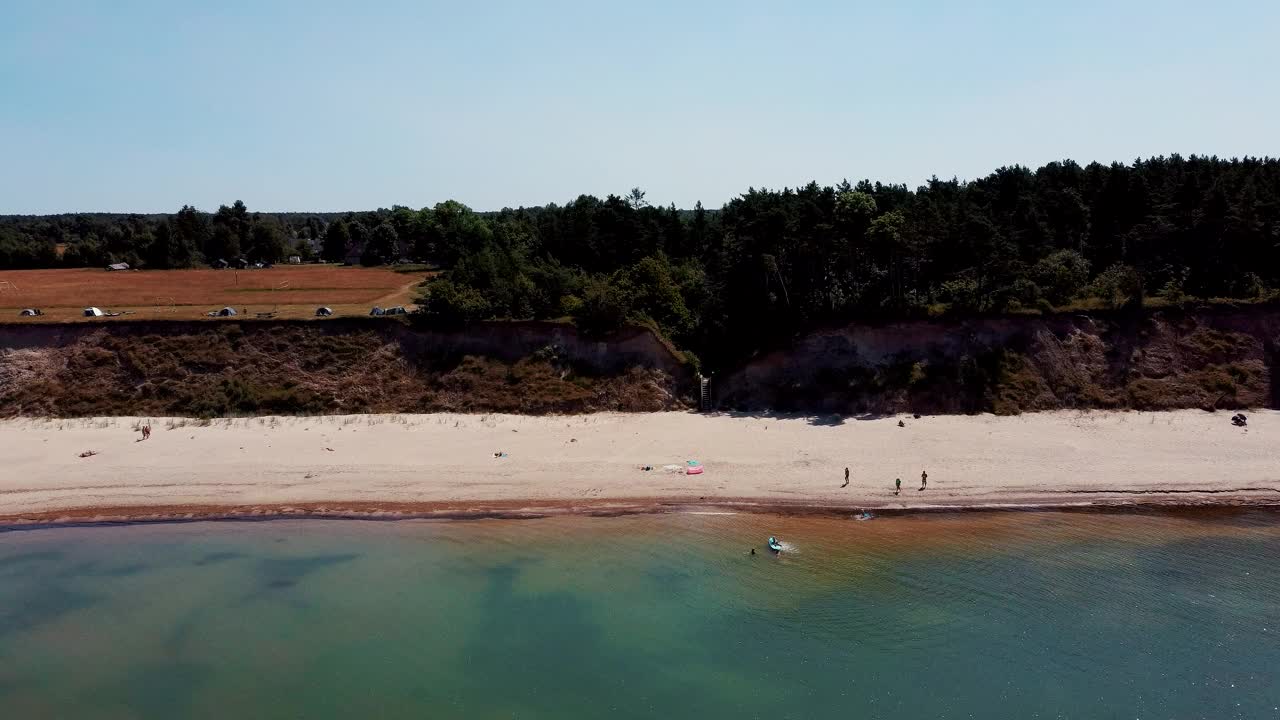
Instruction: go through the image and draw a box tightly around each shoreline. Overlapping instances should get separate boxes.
[4,410,1278,527]
[4,496,1280,529]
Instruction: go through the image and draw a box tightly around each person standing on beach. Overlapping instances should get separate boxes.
[842,467,850,488]
[920,470,928,491]
[894,478,901,495]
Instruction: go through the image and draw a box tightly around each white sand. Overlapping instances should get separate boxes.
[2,410,1277,521]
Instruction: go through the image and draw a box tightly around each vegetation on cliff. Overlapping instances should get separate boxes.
[0,324,683,417]
[5,155,1280,373]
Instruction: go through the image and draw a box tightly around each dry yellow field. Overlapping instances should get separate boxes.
[0,266,425,321]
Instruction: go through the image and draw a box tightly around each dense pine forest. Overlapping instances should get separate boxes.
[4,155,1280,370]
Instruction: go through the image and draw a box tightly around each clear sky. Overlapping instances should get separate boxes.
[2,0,1277,213]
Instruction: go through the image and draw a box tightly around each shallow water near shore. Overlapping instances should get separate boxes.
[1,511,1278,719]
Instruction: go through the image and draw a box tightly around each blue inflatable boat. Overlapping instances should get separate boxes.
[767,536,783,553]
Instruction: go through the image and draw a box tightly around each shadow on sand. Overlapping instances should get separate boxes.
[690,409,909,427]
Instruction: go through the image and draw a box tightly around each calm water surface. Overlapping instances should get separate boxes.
[1,511,1278,719]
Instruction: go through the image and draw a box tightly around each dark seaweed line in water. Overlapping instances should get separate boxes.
[4,497,1280,532]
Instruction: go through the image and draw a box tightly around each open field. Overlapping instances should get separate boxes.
[0,266,426,321]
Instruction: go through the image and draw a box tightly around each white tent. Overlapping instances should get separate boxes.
[83,307,105,317]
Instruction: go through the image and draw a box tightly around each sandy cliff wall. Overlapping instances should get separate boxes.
[0,319,694,416]
[714,306,1280,415]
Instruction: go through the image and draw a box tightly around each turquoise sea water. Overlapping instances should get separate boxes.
[1,511,1278,719]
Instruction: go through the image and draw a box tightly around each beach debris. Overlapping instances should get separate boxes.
[1231,413,1248,427]
[78,450,98,458]
[325,447,334,452]
[686,460,704,475]
[570,438,577,442]
[898,419,906,427]
[494,451,508,458]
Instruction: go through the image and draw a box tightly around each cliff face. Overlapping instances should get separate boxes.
[6,307,1278,419]
[714,306,1280,415]
[0,319,694,417]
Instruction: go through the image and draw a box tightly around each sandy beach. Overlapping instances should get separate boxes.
[2,410,1277,523]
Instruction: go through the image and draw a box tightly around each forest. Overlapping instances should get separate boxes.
[3,155,1279,370]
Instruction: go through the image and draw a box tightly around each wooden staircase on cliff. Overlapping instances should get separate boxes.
[699,375,711,412]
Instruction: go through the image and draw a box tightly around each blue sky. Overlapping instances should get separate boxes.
[2,0,1277,213]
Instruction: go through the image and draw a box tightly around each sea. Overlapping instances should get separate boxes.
[1,511,1277,719]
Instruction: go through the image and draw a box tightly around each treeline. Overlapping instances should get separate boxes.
[0,203,339,269]
[4,155,1280,370]
[420,155,1280,370]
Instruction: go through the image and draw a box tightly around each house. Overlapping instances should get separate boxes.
[382,306,408,316]
[233,258,249,270]
[106,262,130,271]
[287,255,302,265]
[212,259,230,269]
[83,307,105,317]
[369,306,384,316]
